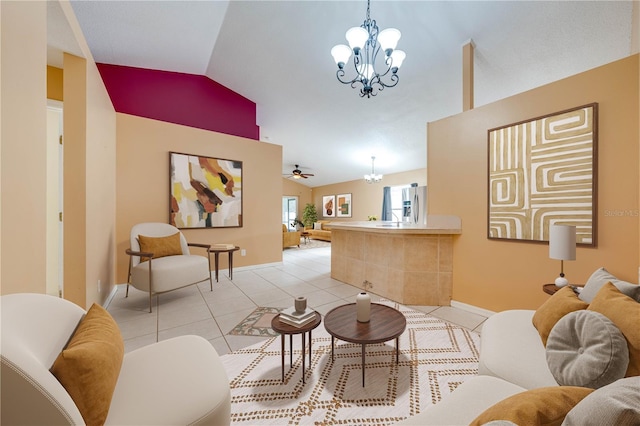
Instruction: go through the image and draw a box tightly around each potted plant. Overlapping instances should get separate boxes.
[302,203,318,229]
[290,218,304,231]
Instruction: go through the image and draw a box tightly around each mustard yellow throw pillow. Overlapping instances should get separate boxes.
[51,303,124,426]
[470,386,594,426]
[138,232,182,261]
[588,282,640,377]
[532,286,589,346]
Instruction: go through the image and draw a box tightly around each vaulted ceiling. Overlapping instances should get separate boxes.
[53,1,635,187]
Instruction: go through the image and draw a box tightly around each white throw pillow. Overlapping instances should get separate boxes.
[313,222,322,230]
[579,267,640,303]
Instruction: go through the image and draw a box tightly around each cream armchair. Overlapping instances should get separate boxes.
[126,222,213,312]
[0,293,231,425]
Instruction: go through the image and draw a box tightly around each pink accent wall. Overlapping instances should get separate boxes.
[97,63,259,140]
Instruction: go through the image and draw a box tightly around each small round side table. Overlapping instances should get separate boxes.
[271,312,322,384]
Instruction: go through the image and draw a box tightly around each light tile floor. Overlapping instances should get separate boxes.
[107,246,487,355]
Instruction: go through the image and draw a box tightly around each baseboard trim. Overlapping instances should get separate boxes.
[451,300,496,318]
[103,285,119,309]
[231,261,283,272]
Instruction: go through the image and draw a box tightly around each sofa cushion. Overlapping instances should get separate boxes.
[587,282,640,377]
[579,267,640,303]
[313,222,323,230]
[51,303,124,425]
[107,335,231,425]
[546,310,628,389]
[395,376,526,426]
[562,377,640,425]
[470,386,594,426]
[532,286,589,346]
[138,232,182,260]
[479,310,558,389]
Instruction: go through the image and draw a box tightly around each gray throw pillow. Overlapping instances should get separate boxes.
[546,310,629,389]
[579,267,640,303]
[562,377,640,425]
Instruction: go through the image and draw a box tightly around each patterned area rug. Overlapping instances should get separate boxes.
[228,307,283,337]
[220,301,480,425]
[284,238,331,250]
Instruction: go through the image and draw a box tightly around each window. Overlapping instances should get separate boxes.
[390,185,410,221]
[282,196,298,230]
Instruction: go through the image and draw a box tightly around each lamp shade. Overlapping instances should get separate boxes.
[390,50,406,69]
[331,44,352,66]
[378,28,401,52]
[345,27,369,51]
[549,225,576,261]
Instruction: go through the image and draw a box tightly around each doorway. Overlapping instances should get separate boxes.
[46,101,63,297]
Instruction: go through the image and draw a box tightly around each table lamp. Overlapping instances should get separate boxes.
[549,224,576,287]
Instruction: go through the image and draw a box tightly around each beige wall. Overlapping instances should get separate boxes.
[428,54,640,312]
[115,113,283,284]
[1,2,117,310]
[282,178,312,222]
[1,1,48,294]
[310,169,426,222]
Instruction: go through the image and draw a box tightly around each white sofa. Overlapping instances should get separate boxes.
[398,310,548,425]
[1,293,231,425]
[399,268,640,425]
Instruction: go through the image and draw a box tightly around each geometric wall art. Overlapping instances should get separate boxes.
[488,103,598,246]
[170,151,243,228]
[336,193,352,217]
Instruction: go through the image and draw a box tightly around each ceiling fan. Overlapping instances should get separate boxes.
[285,165,314,179]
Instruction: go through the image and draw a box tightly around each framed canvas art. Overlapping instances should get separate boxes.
[323,195,336,217]
[337,193,352,217]
[170,152,243,228]
[487,103,597,246]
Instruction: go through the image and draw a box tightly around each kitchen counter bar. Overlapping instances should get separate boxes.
[330,215,461,306]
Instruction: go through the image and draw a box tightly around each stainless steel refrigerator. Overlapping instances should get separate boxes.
[402,186,427,225]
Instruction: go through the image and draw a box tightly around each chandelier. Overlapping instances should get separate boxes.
[330,0,406,98]
[364,156,383,183]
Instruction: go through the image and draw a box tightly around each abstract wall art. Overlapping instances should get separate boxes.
[170,152,243,228]
[323,195,336,217]
[336,193,352,218]
[488,103,597,246]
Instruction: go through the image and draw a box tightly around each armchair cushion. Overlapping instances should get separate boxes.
[51,303,124,425]
[138,232,182,260]
[132,255,211,293]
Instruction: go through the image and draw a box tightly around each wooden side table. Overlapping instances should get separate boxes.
[301,231,310,244]
[543,283,584,295]
[208,246,240,282]
[324,303,406,387]
[271,312,322,384]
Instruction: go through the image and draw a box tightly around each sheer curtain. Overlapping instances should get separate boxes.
[381,186,392,221]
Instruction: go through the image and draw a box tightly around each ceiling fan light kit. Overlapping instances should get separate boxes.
[331,0,406,98]
[287,165,314,180]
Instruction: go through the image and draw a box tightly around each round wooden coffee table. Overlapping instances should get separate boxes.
[324,303,406,386]
[271,312,322,384]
